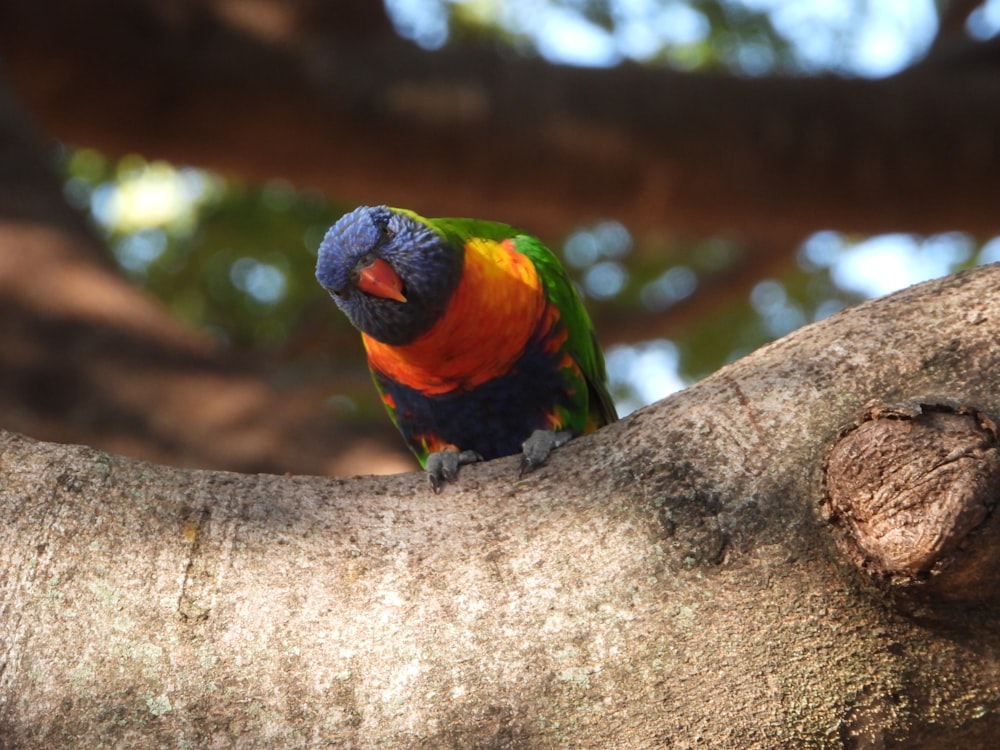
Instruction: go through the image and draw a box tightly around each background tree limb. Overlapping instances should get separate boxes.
[0,81,410,475]
[3,0,1000,244]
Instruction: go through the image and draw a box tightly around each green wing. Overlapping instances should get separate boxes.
[429,215,618,429]
[512,231,618,429]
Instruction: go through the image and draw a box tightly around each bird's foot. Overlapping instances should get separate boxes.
[426,449,483,493]
[519,429,573,478]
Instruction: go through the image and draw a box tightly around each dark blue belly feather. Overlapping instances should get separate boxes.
[373,340,577,461]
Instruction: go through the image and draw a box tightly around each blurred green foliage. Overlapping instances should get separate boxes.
[397,0,798,72]
[55,0,995,413]
[58,148,989,412]
[387,0,944,75]
[62,148,345,348]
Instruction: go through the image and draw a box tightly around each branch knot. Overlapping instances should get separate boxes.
[823,402,1000,582]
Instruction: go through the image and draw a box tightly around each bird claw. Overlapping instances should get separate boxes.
[426,449,483,492]
[519,429,573,478]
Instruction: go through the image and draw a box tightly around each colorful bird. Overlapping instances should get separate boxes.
[316,205,617,490]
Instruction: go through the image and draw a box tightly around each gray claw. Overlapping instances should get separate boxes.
[519,429,573,477]
[426,449,482,492]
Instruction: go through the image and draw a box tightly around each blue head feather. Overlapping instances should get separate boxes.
[316,206,463,345]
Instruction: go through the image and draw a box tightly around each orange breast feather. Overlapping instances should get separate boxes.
[363,238,546,395]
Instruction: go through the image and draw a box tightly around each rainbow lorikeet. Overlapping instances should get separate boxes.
[316,205,617,490]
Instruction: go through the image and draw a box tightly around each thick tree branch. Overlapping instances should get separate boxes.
[2,0,1000,244]
[3,263,1000,747]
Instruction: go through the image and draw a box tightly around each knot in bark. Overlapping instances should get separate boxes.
[823,402,1000,582]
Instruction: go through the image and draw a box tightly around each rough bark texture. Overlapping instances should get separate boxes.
[825,403,1000,581]
[3,262,1000,748]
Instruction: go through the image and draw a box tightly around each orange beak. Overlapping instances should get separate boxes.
[357,257,407,303]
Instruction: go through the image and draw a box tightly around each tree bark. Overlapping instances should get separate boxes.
[3,262,1000,748]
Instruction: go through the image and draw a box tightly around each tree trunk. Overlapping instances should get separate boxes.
[3,262,1000,748]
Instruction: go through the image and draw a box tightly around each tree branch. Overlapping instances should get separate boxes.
[2,0,1000,243]
[4,262,1000,747]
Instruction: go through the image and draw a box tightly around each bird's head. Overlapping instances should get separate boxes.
[316,206,463,345]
